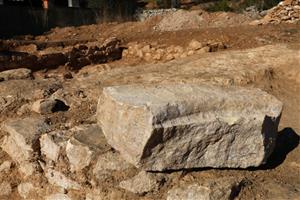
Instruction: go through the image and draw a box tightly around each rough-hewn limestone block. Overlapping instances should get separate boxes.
[97,84,283,171]
[1,117,50,176]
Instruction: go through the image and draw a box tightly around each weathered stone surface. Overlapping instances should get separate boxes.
[188,40,204,51]
[32,98,69,114]
[66,124,105,172]
[97,84,283,171]
[167,178,242,200]
[32,99,57,114]
[40,134,61,162]
[66,139,93,172]
[1,117,50,176]
[46,193,71,200]
[119,171,165,194]
[18,182,34,199]
[93,151,132,178]
[0,181,12,196]
[0,68,32,81]
[44,168,81,190]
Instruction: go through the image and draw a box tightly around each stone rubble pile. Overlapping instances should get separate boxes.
[122,39,226,62]
[251,0,300,25]
[0,37,122,72]
[135,8,178,21]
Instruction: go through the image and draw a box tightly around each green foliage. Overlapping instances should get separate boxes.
[207,0,233,12]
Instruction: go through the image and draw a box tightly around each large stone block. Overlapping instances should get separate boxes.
[97,84,283,171]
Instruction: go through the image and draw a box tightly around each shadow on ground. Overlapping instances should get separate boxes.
[261,127,299,169]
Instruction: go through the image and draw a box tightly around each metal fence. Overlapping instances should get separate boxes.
[0,0,137,38]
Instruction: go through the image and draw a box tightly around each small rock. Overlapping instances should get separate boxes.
[0,181,12,196]
[153,53,162,60]
[46,193,71,200]
[197,46,211,54]
[0,161,11,173]
[144,52,152,61]
[66,124,106,172]
[188,40,204,50]
[40,134,61,162]
[32,99,57,114]
[167,178,243,200]
[66,139,93,172]
[32,98,69,114]
[119,171,165,195]
[174,46,184,53]
[1,117,50,176]
[187,50,195,56]
[0,68,32,81]
[14,44,37,54]
[18,182,34,199]
[137,49,143,58]
[165,54,175,61]
[45,168,81,190]
[17,103,31,116]
[142,45,151,53]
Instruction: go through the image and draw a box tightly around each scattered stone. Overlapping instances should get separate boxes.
[167,178,243,200]
[14,44,37,54]
[0,68,32,81]
[66,139,93,172]
[0,161,11,173]
[188,40,204,51]
[18,182,34,199]
[97,84,283,171]
[0,181,12,196]
[46,193,71,200]
[1,117,50,176]
[251,0,300,25]
[32,98,69,114]
[40,134,61,162]
[119,171,165,194]
[197,46,211,54]
[45,168,81,190]
[165,54,175,61]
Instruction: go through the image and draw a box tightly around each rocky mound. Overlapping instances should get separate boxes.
[154,9,252,31]
[251,0,300,25]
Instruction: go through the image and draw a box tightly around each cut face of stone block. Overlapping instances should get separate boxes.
[97,84,283,171]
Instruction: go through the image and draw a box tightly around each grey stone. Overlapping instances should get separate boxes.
[32,99,57,114]
[119,171,165,194]
[97,84,283,171]
[44,168,81,190]
[66,124,105,172]
[32,98,69,114]
[40,134,61,162]
[0,68,32,81]
[167,178,242,200]
[66,139,93,172]
[1,117,50,176]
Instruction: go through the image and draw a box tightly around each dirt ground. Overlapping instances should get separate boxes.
[0,9,300,200]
